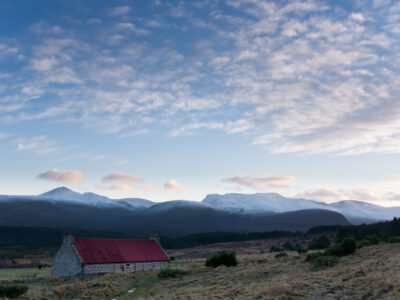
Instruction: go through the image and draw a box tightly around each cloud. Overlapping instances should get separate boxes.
[101,172,143,184]
[223,175,296,190]
[295,188,381,203]
[96,183,134,193]
[108,184,134,193]
[15,136,58,155]
[164,179,185,191]
[108,6,131,16]
[3,0,400,157]
[139,184,156,191]
[295,188,344,203]
[36,169,84,185]
[350,13,365,22]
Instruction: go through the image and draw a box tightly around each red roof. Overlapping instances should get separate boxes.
[74,238,169,264]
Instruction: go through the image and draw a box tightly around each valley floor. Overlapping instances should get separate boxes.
[1,242,399,299]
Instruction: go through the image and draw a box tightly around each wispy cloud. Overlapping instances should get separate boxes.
[295,188,381,204]
[223,175,296,190]
[101,172,143,184]
[108,6,131,17]
[2,0,400,157]
[164,179,185,191]
[15,136,58,155]
[36,169,84,185]
[139,184,156,191]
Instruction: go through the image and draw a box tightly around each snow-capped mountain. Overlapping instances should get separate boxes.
[329,200,400,222]
[2,188,400,224]
[1,187,153,210]
[145,200,213,213]
[115,198,154,209]
[40,187,83,201]
[202,193,400,223]
[203,193,329,214]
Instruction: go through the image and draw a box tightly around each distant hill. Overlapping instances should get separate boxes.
[202,193,400,224]
[0,199,349,236]
[1,187,400,233]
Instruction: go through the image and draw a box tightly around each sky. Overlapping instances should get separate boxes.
[1,0,400,205]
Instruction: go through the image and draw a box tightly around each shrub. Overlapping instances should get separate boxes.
[269,245,283,253]
[275,252,288,258]
[314,255,339,268]
[282,242,294,251]
[389,236,400,243]
[366,235,380,245]
[205,251,237,268]
[0,285,28,298]
[326,238,356,256]
[356,240,370,249]
[297,248,308,254]
[157,269,187,279]
[341,237,357,255]
[305,252,324,262]
[308,236,330,250]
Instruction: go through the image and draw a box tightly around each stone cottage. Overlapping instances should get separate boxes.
[52,229,170,277]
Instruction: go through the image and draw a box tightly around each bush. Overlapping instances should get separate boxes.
[297,248,308,254]
[0,285,28,298]
[366,235,379,245]
[157,269,188,279]
[305,252,324,262]
[205,251,237,268]
[389,236,400,243]
[326,238,356,256]
[282,242,294,251]
[341,237,357,255]
[269,245,283,252]
[356,240,370,249]
[275,252,288,258]
[308,236,330,250]
[314,255,339,268]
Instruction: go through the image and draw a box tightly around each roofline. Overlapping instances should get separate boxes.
[83,259,170,265]
[72,244,83,263]
[75,237,152,241]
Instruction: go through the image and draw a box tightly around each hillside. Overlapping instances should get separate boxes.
[2,188,400,225]
[0,200,349,236]
[5,242,400,299]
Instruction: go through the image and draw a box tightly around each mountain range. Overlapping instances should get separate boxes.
[0,187,398,236]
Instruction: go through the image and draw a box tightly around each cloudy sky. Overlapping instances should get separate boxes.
[1,0,400,205]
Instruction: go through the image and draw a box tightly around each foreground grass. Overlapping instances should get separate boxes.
[0,267,51,280]
[127,244,400,299]
[1,243,400,299]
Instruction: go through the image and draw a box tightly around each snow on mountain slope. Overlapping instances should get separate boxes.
[40,187,82,201]
[115,198,154,209]
[145,200,213,213]
[329,201,400,222]
[202,193,400,222]
[203,193,330,214]
[2,188,400,223]
[1,187,154,210]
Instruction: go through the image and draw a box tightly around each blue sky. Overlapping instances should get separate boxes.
[1,0,400,205]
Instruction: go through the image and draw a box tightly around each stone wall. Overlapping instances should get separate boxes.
[83,261,170,274]
[52,232,83,277]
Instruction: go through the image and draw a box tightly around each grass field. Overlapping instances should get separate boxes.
[1,242,399,299]
[0,267,51,280]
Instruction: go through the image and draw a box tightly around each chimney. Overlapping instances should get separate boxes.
[149,229,160,245]
[63,228,75,246]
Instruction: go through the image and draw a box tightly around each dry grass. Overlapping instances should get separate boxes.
[1,272,137,300]
[128,243,400,300]
[2,242,399,299]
